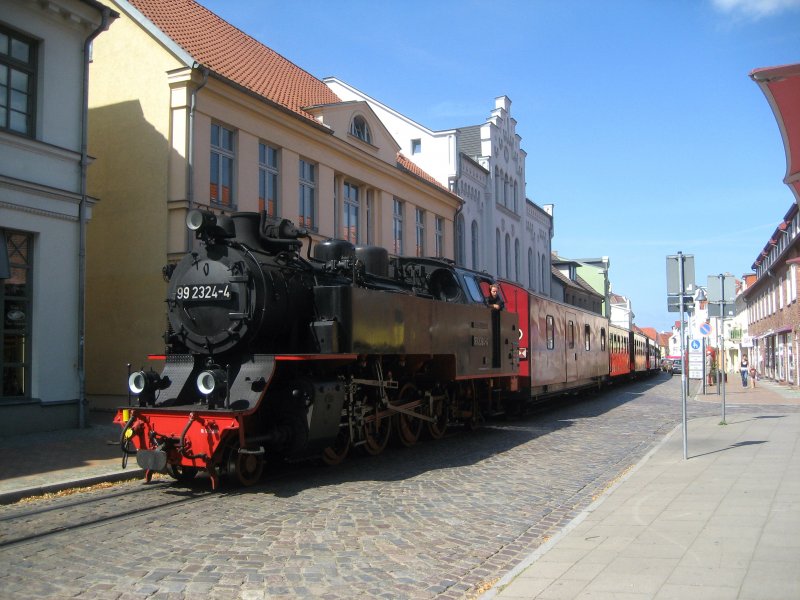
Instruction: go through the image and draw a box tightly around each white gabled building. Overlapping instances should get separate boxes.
[324,78,552,294]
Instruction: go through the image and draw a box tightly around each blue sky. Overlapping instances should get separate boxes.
[200,0,800,332]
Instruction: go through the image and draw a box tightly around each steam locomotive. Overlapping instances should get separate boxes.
[117,209,522,487]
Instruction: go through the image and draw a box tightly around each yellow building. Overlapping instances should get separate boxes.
[86,0,461,406]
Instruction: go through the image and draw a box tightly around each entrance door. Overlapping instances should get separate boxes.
[566,312,577,382]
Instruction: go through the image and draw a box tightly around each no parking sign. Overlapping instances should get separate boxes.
[699,322,711,336]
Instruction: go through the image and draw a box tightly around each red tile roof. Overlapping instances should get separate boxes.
[396,153,454,195]
[127,0,341,122]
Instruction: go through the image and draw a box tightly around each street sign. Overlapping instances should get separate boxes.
[690,339,701,350]
[666,254,695,296]
[707,274,736,303]
[708,302,735,318]
[699,322,711,336]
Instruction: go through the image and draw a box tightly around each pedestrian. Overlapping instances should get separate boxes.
[486,284,505,311]
[740,355,749,387]
[749,366,757,388]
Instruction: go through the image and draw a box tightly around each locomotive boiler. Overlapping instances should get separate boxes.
[117,209,520,487]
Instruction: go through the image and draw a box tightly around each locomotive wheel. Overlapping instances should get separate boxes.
[394,382,423,447]
[321,426,351,466]
[426,387,449,440]
[362,400,391,455]
[166,463,199,481]
[226,445,264,487]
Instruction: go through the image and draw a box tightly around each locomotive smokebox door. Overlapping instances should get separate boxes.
[306,381,346,451]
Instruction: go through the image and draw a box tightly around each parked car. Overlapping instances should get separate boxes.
[670,359,683,375]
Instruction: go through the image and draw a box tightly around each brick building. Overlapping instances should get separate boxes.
[743,203,800,385]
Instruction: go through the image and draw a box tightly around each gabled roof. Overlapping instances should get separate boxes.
[638,327,658,341]
[125,0,341,123]
[751,202,798,270]
[397,153,458,196]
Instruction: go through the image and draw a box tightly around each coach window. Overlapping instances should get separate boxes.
[462,275,484,303]
[585,324,591,351]
[1,230,32,398]
[568,320,575,349]
[258,142,279,216]
[600,327,606,351]
[546,315,555,350]
[211,123,235,207]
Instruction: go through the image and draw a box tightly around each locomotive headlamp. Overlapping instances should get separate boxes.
[128,370,171,407]
[186,209,235,239]
[128,370,169,395]
[197,369,228,396]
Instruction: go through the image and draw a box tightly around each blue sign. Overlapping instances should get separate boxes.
[690,339,701,350]
[699,322,711,336]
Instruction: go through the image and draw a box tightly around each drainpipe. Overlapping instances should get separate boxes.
[186,64,209,253]
[78,7,112,428]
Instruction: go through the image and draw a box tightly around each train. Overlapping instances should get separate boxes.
[116,209,660,488]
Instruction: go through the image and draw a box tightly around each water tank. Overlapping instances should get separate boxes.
[313,239,355,262]
[355,246,389,277]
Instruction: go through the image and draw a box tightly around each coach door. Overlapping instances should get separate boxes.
[566,312,577,382]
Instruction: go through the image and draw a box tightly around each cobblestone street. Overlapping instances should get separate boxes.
[2,374,793,599]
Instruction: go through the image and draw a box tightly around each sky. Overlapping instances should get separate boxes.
[199,0,800,332]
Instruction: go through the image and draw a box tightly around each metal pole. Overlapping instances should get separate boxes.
[702,338,706,396]
[720,274,727,425]
[679,252,688,460]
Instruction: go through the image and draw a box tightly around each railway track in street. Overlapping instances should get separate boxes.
[3,375,794,599]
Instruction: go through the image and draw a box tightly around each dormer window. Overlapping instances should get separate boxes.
[350,115,371,144]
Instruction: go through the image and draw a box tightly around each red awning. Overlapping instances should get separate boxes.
[751,63,800,204]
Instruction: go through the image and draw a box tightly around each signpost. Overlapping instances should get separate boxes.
[666,252,695,460]
[707,274,736,426]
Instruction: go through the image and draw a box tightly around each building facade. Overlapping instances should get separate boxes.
[324,79,552,295]
[0,0,115,434]
[86,0,461,406]
[744,203,800,386]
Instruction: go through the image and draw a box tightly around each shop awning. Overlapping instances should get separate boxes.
[751,63,800,204]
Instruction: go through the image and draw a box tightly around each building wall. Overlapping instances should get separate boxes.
[746,251,800,385]
[86,2,180,398]
[1,0,110,434]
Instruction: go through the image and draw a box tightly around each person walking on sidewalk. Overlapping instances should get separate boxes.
[740,355,749,388]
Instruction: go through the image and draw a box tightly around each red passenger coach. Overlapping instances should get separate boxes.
[500,282,609,399]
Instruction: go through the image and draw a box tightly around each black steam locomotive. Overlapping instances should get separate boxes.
[118,209,520,487]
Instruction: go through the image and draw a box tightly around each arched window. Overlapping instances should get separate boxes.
[496,229,501,275]
[505,234,511,279]
[541,254,546,290]
[350,115,371,144]
[456,214,466,266]
[513,180,519,212]
[528,248,534,290]
[471,220,479,270]
[514,239,520,282]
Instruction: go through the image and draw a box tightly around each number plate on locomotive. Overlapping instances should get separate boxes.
[175,284,231,301]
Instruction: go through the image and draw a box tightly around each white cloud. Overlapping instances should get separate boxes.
[711,0,800,19]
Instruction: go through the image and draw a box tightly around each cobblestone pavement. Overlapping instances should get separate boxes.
[2,374,797,599]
